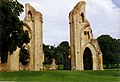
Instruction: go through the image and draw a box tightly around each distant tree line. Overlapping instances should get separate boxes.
[97,35,120,68]
[43,35,120,69]
[43,41,70,64]
[43,41,70,69]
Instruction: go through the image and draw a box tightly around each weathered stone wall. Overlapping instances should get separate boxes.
[0,48,20,72]
[7,47,20,71]
[1,3,44,72]
[69,1,103,70]
[20,63,29,70]
[0,63,8,71]
[24,3,44,71]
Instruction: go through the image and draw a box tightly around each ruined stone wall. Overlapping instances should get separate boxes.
[0,63,8,71]
[7,47,20,71]
[24,3,44,71]
[2,3,44,72]
[91,39,103,70]
[69,1,86,70]
[69,1,103,70]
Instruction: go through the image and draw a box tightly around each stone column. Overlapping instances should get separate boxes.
[7,47,20,71]
[34,13,43,71]
[98,54,104,70]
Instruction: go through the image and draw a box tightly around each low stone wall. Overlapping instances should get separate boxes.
[0,63,9,71]
[20,65,29,70]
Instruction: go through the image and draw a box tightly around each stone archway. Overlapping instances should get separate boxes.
[83,47,93,70]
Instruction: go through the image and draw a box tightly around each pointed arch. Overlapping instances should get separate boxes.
[83,47,93,70]
[81,43,97,70]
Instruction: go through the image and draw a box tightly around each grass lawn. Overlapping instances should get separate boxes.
[0,69,119,82]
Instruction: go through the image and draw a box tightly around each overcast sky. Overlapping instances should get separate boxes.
[19,0,120,46]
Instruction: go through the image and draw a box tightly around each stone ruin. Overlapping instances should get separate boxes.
[0,0,103,71]
[48,59,58,70]
[69,1,103,70]
[0,3,44,71]
[23,3,44,71]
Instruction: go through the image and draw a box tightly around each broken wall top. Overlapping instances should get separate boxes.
[24,3,43,22]
[69,1,86,16]
[69,1,91,25]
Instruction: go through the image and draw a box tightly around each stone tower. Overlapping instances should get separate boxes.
[24,3,44,71]
[69,1,103,70]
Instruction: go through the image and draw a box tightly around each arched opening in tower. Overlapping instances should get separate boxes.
[81,13,85,22]
[83,47,93,70]
[28,11,32,19]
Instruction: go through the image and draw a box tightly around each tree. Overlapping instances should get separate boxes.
[43,41,70,66]
[19,46,30,65]
[51,41,70,65]
[97,35,120,68]
[59,41,71,69]
[59,41,70,50]
[43,44,52,64]
[0,0,30,63]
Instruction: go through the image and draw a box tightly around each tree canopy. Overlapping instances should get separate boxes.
[97,35,120,68]
[0,0,30,63]
[43,41,70,65]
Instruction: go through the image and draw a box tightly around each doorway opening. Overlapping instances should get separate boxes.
[83,47,93,70]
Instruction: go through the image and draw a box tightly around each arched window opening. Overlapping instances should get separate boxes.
[84,31,90,39]
[81,13,85,22]
[28,11,32,19]
[84,31,87,35]
[87,31,90,39]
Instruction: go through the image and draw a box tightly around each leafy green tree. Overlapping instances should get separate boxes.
[43,41,70,66]
[43,44,52,64]
[0,0,30,63]
[59,41,70,69]
[50,47,64,64]
[97,35,120,68]
[59,41,70,50]
[19,46,30,65]
[52,41,70,65]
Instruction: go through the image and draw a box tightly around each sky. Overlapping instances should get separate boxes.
[19,0,120,46]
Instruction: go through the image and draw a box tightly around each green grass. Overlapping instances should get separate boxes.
[0,69,119,82]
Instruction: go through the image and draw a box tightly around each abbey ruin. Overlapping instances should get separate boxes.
[69,1,103,70]
[22,3,44,71]
[0,3,44,71]
[0,0,103,71]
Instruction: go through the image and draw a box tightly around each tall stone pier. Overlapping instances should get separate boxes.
[24,3,44,71]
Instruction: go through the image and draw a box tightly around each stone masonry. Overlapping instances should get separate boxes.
[6,3,44,71]
[69,1,103,70]
[23,3,44,71]
[0,1,103,71]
